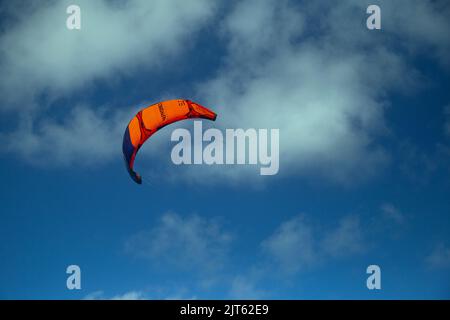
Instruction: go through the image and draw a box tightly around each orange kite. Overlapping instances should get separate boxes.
[122,99,217,184]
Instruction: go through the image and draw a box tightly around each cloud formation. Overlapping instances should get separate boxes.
[119,211,368,297]
[1,105,132,165]
[426,245,450,269]
[1,0,449,185]
[261,215,316,273]
[228,275,265,299]
[0,0,217,108]
[84,290,146,300]
[321,215,364,257]
[125,212,233,271]
[262,214,364,273]
[380,203,406,225]
[194,0,450,183]
[0,0,217,169]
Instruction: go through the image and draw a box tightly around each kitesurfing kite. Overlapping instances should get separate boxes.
[122,99,217,184]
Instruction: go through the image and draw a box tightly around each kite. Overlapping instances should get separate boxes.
[122,99,217,184]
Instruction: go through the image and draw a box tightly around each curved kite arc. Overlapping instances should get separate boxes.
[122,99,217,184]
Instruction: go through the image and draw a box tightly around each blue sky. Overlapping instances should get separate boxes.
[0,0,449,299]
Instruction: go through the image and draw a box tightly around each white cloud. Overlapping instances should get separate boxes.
[84,287,200,300]
[0,99,180,168]
[0,0,217,108]
[125,212,233,271]
[0,0,217,170]
[194,1,391,183]
[380,203,405,225]
[397,140,450,185]
[191,0,450,184]
[110,291,146,300]
[426,245,450,269]
[261,215,317,273]
[228,275,264,299]
[83,290,146,300]
[376,0,450,67]
[0,105,133,165]
[321,215,364,257]
[83,290,105,300]
[262,214,365,273]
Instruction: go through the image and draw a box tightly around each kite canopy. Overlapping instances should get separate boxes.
[122,99,217,184]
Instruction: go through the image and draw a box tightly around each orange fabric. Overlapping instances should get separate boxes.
[141,100,188,129]
[127,99,217,153]
[128,116,141,148]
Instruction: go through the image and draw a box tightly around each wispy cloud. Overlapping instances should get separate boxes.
[261,215,317,273]
[380,203,406,225]
[0,0,217,108]
[120,211,367,297]
[116,206,440,298]
[125,212,233,272]
[0,105,132,165]
[398,139,450,185]
[321,215,364,258]
[426,244,450,269]
[228,275,265,299]
[83,290,146,300]
[262,214,365,273]
[192,0,449,184]
[83,287,199,300]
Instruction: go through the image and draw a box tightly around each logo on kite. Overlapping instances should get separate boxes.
[122,99,217,184]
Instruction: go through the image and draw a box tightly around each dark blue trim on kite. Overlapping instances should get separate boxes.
[122,128,142,184]
[122,128,134,164]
